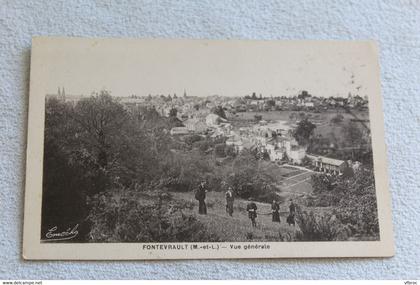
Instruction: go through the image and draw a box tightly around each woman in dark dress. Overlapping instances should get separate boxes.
[225,187,234,217]
[195,181,207,215]
[271,199,280,223]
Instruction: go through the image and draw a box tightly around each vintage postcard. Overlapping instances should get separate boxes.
[23,37,394,259]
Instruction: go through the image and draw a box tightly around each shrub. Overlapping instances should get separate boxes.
[337,192,379,237]
[87,190,220,242]
[294,208,350,241]
[192,140,212,153]
[301,156,312,166]
[225,145,237,157]
[184,134,203,146]
[246,232,254,240]
[161,151,213,192]
[215,143,227,157]
[256,191,283,204]
[330,114,344,124]
[309,167,379,238]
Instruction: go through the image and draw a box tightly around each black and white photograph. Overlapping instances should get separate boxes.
[23,37,393,259]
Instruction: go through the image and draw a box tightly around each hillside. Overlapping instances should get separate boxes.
[171,191,299,242]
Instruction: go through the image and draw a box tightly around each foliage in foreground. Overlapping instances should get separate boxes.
[87,190,220,242]
[294,209,354,241]
[303,167,379,240]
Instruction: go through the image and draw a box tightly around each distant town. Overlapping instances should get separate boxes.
[48,87,370,175]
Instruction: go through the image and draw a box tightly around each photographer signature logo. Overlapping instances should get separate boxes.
[45,224,79,241]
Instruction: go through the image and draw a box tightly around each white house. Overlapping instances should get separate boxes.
[183,118,208,133]
[205,113,227,126]
[260,135,307,164]
[170,127,189,136]
[307,154,346,175]
[265,141,286,161]
[287,145,306,164]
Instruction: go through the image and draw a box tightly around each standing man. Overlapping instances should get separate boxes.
[289,199,296,215]
[287,199,296,226]
[271,199,280,223]
[246,198,258,227]
[225,187,234,217]
[195,181,207,215]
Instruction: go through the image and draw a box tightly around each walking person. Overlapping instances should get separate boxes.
[225,187,234,217]
[271,199,280,223]
[246,198,258,227]
[195,181,207,215]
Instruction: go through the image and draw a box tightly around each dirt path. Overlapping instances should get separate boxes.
[171,191,299,242]
[282,164,314,172]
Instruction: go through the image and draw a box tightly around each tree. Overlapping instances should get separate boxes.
[282,151,289,162]
[331,114,344,124]
[214,143,226,157]
[211,106,227,119]
[293,119,316,146]
[72,91,128,168]
[344,121,363,146]
[299,112,307,121]
[184,134,203,146]
[343,121,366,160]
[310,167,379,237]
[289,112,297,121]
[298,90,311,100]
[193,140,212,153]
[42,98,91,240]
[301,155,312,166]
[266,100,275,107]
[225,145,237,157]
[311,174,334,193]
[169,108,178,117]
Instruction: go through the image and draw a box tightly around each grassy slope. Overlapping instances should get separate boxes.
[171,191,299,242]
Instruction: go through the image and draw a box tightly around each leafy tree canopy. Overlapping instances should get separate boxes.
[293,119,316,146]
[211,105,227,119]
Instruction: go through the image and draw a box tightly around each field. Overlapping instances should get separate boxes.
[232,110,369,123]
[233,111,297,121]
[278,167,313,196]
[256,161,314,197]
[230,110,370,143]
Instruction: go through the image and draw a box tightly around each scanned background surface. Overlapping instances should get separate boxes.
[0,0,419,279]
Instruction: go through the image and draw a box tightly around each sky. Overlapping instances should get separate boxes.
[35,38,380,98]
